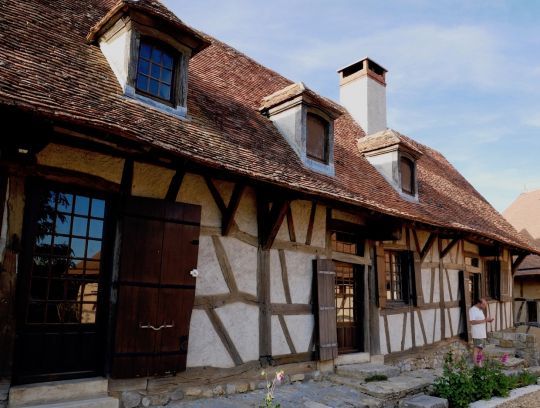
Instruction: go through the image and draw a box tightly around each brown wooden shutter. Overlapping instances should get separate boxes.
[376,245,386,308]
[112,197,201,378]
[314,258,338,361]
[500,259,510,299]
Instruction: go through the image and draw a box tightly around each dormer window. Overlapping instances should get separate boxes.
[306,113,329,164]
[136,41,176,103]
[400,156,415,195]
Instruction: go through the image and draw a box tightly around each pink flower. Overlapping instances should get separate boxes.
[477,353,484,364]
[276,370,285,382]
[501,353,509,363]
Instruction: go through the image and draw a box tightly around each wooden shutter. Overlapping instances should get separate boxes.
[500,259,510,299]
[314,258,338,361]
[375,245,386,308]
[112,197,201,378]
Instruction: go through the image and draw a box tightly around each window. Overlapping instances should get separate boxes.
[136,40,176,103]
[306,113,329,163]
[331,232,364,256]
[385,250,413,303]
[400,156,415,195]
[469,272,481,305]
[486,260,501,300]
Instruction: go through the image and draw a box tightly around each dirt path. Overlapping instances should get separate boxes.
[497,389,540,408]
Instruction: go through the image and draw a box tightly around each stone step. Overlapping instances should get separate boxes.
[502,357,526,369]
[9,378,108,407]
[399,394,448,408]
[14,396,118,408]
[336,363,400,381]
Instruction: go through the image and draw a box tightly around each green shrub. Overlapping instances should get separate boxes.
[514,370,538,387]
[365,374,388,382]
[434,352,475,408]
[472,359,511,399]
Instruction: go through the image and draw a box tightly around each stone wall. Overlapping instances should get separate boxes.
[488,327,540,366]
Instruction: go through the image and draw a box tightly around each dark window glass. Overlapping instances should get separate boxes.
[136,40,175,102]
[385,251,412,303]
[486,260,501,300]
[26,190,107,325]
[400,156,415,194]
[306,113,329,163]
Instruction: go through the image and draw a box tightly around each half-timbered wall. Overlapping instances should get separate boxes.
[34,144,324,369]
[377,227,513,356]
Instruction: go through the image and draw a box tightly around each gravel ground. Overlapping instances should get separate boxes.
[497,389,540,408]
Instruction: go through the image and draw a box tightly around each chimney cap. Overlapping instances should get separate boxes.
[337,57,387,74]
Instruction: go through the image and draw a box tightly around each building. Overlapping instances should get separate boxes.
[503,190,540,323]
[0,0,536,405]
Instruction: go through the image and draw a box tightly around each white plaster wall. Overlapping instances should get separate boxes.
[132,162,174,199]
[275,217,290,242]
[187,309,235,368]
[403,312,412,350]
[284,250,314,304]
[221,237,257,296]
[387,314,404,353]
[235,187,258,236]
[99,19,130,90]
[506,302,512,328]
[414,311,425,347]
[213,179,234,207]
[450,307,461,337]
[432,271,440,303]
[195,235,229,296]
[177,174,221,228]
[284,315,314,353]
[269,250,287,303]
[421,269,431,302]
[215,303,259,363]
[37,144,124,183]
[421,309,438,344]
[290,200,312,244]
[379,316,388,355]
[448,270,459,302]
[271,316,291,355]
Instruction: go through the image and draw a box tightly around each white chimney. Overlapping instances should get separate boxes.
[338,57,387,135]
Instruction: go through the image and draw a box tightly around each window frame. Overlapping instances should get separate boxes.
[306,112,330,164]
[384,250,415,305]
[135,38,179,106]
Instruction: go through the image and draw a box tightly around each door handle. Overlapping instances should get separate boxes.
[138,321,175,331]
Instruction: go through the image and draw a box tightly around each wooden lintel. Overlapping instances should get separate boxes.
[165,168,185,202]
[271,303,312,315]
[204,176,227,215]
[263,200,289,250]
[222,183,245,236]
[440,237,460,259]
[420,233,437,260]
[512,253,528,272]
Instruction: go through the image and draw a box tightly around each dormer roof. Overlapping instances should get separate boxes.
[260,82,344,119]
[87,0,210,54]
[357,129,423,159]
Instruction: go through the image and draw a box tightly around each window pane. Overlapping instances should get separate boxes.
[91,199,105,218]
[159,85,171,100]
[151,47,162,63]
[150,64,161,79]
[55,215,71,235]
[72,216,88,237]
[136,74,149,92]
[162,68,172,83]
[57,193,73,213]
[162,53,173,69]
[89,219,103,239]
[138,59,150,75]
[71,238,86,258]
[149,79,159,95]
[87,240,102,260]
[74,196,90,216]
[140,43,152,59]
[306,114,328,162]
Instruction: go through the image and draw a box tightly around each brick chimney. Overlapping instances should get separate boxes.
[338,57,387,135]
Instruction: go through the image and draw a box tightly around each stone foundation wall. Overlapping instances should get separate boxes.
[488,328,540,366]
[385,339,469,372]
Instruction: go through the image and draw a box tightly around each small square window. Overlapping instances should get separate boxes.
[136,40,176,103]
[307,113,329,163]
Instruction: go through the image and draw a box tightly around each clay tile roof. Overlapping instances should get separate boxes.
[260,82,344,119]
[0,0,537,254]
[356,129,423,158]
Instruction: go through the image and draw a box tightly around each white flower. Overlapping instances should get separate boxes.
[190,269,199,278]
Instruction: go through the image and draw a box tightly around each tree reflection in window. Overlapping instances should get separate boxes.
[28,190,105,325]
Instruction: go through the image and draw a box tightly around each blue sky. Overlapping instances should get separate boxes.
[165,0,540,212]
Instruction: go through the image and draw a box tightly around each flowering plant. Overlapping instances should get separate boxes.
[260,370,285,408]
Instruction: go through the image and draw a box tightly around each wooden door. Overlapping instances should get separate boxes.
[14,184,111,384]
[112,197,200,378]
[335,262,364,353]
